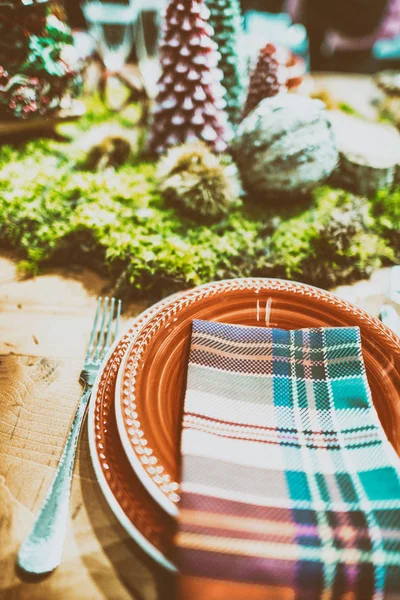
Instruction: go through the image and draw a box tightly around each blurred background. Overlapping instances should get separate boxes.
[66,0,400,74]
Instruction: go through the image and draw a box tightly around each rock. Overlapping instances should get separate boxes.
[232,94,338,198]
[329,111,400,196]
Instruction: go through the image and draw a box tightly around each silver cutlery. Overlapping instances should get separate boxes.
[380,266,400,335]
[380,304,400,335]
[18,297,121,575]
[379,266,400,334]
[388,266,400,305]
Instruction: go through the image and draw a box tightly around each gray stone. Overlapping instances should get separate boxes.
[232,95,339,198]
[328,110,400,196]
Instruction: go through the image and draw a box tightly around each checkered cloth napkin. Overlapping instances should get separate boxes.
[175,320,400,600]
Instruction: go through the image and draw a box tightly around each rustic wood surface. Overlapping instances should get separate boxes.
[0,252,171,600]
[0,101,86,140]
[0,74,398,600]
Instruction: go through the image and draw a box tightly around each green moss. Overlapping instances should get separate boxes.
[373,187,400,254]
[269,187,396,287]
[0,98,398,299]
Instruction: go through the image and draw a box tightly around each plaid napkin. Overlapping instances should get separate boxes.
[175,320,400,600]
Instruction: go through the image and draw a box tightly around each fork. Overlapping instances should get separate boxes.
[18,297,121,575]
[379,266,400,334]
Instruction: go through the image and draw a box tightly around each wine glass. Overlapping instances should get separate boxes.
[82,0,137,72]
[135,0,165,98]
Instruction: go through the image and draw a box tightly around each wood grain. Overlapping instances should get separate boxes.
[0,101,86,140]
[0,253,166,600]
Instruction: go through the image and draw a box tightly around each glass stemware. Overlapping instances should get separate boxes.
[135,0,165,98]
[82,0,137,72]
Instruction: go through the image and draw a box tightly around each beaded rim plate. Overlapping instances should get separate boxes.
[88,291,186,571]
[115,278,400,519]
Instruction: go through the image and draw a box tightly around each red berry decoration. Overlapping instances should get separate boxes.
[2,76,40,118]
[149,0,231,155]
[242,43,286,119]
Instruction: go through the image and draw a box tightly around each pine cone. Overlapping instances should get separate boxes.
[85,136,132,171]
[150,0,231,155]
[206,0,244,126]
[158,141,240,219]
[243,43,286,119]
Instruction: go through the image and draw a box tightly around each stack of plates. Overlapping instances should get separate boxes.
[87,278,400,572]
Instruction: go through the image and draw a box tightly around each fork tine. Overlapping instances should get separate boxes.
[93,297,109,363]
[86,297,102,360]
[103,297,116,356]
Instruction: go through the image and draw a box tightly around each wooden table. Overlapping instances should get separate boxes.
[0,74,398,600]
[0,252,171,600]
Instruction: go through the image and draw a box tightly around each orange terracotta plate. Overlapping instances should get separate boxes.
[115,278,400,520]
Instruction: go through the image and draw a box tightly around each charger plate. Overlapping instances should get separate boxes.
[115,278,400,520]
[88,297,178,571]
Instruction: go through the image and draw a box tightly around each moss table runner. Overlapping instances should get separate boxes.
[176,320,400,599]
